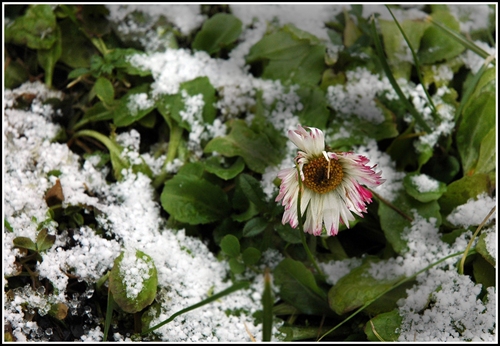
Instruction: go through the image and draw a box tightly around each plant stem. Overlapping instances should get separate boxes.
[458,206,495,274]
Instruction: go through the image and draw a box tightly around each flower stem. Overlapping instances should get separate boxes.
[296,167,325,278]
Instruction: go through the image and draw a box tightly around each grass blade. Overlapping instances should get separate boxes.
[369,15,432,133]
[262,268,274,341]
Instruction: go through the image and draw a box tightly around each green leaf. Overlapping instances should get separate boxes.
[220,234,240,258]
[5,5,58,50]
[81,101,114,124]
[192,13,242,55]
[438,173,492,218]
[161,174,230,225]
[472,255,495,289]
[403,172,447,203]
[328,258,403,315]
[204,120,281,174]
[242,247,261,266]
[204,156,245,181]
[35,228,56,252]
[4,58,30,89]
[364,310,402,342]
[93,77,115,105]
[275,223,302,244]
[296,86,330,129]
[242,217,268,237]
[475,128,496,175]
[109,250,158,314]
[113,84,156,127]
[228,258,245,274]
[476,229,496,267]
[4,219,14,233]
[378,190,441,254]
[379,18,429,80]
[59,18,94,68]
[37,25,62,88]
[246,28,325,86]
[13,237,37,251]
[262,269,274,342]
[456,91,495,175]
[274,258,330,315]
[236,173,268,211]
[418,10,465,64]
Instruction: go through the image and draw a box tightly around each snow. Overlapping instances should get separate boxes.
[447,193,496,228]
[410,173,440,193]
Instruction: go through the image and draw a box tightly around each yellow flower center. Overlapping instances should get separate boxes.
[302,156,344,194]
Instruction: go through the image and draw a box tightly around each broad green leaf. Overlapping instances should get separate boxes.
[475,128,496,175]
[192,13,242,55]
[275,223,302,244]
[109,250,158,314]
[13,237,37,251]
[476,229,495,267]
[161,174,230,224]
[5,5,58,50]
[379,19,429,80]
[403,172,447,203]
[364,310,402,342]
[81,101,114,123]
[93,77,115,105]
[456,91,495,175]
[378,189,441,254]
[246,29,325,86]
[274,258,330,316]
[438,173,492,218]
[242,247,261,266]
[328,258,403,315]
[204,120,281,174]
[36,228,56,252]
[418,10,465,64]
[242,217,268,237]
[472,255,495,289]
[4,58,30,89]
[343,9,362,48]
[204,156,245,181]
[236,173,267,211]
[296,86,330,129]
[220,234,240,258]
[59,18,94,68]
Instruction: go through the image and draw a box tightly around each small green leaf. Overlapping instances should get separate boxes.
[275,223,302,244]
[36,228,56,252]
[192,13,242,55]
[59,18,94,68]
[274,258,330,316]
[296,86,330,129]
[228,258,245,274]
[205,120,281,174]
[403,172,447,203]
[220,234,240,258]
[262,269,274,342]
[242,217,268,237]
[472,255,495,288]
[109,250,158,314]
[13,237,37,251]
[242,247,261,266]
[204,156,245,181]
[161,174,230,225]
[5,5,58,50]
[4,219,14,233]
[37,25,62,88]
[364,310,402,342]
[113,84,155,127]
[93,77,115,105]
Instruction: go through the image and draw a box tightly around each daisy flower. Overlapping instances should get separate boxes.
[276,125,385,236]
